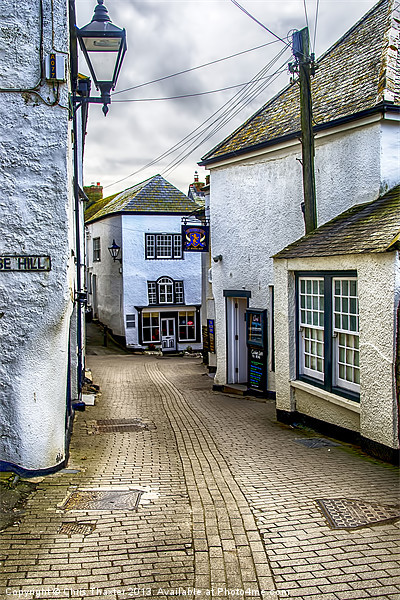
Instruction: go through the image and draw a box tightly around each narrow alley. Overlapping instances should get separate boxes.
[1,338,399,600]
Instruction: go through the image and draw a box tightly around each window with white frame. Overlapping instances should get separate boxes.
[147,277,184,305]
[333,278,360,392]
[159,277,174,303]
[145,233,182,259]
[297,273,359,399]
[142,313,160,343]
[179,311,196,341]
[93,237,101,261]
[175,281,184,304]
[299,278,325,381]
[147,282,157,305]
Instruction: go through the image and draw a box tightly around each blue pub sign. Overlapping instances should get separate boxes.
[182,225,209,252]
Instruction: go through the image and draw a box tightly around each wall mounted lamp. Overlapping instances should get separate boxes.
[108,239,122,262]
[213,255,223,263]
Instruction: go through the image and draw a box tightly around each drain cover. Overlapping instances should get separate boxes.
[316,498,400,529]
[58,522,96,536]
[295,438,339,449]
[62,488,143,511]
[89,418,156,434]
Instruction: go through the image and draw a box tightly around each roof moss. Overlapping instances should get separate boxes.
[201,0,399,164]
[85,175,200,223]
[273,184,400,259]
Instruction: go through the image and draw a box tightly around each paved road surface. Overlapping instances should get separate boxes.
[0,350,399,599]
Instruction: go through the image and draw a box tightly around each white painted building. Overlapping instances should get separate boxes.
[199,0,400,461]
[0,0,87,474]
[85,175,203,353]
[274,185,400,463]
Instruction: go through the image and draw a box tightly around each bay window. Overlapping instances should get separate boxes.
[297,272,360,399]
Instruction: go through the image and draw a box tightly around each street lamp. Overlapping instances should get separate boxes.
[76,0,127,115]
[108,240,122,262]
[70,0,127,403]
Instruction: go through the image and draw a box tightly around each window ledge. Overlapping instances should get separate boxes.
[290,380,360,414]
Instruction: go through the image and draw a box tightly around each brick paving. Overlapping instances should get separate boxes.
[0,353,399,600]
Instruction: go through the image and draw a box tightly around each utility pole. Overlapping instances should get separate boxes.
[290,27,317,234]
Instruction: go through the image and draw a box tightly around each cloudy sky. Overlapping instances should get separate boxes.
[75,0,378,197]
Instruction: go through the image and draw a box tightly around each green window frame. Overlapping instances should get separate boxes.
[297,272,360,401]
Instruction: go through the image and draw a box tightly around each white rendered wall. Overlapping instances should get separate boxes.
[86,216,124,336]
[0,0,75,472]
[273,253,399,451]
[380,116,400,193]
[209,118,396,387]
[121,214,202,347]
[86,214,203,347]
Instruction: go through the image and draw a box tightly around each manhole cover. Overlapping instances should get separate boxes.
[89,418,156,434]
[62,488,143,511]
[295,438,339,449]
[316,498,400,529]
[58,522,96,536]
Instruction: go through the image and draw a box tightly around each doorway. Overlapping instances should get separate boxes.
[226,296,248,384]
[161,318,176,351]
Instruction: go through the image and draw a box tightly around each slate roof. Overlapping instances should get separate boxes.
[273,184,400,259]
[201,0,399,165]
[85,175,200,223]
[85,192,118,222]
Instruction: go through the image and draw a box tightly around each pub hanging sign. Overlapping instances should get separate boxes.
[182,225,209,252]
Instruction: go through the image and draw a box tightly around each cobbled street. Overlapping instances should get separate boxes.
[1,339,399,600]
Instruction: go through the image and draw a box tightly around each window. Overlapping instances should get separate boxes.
[299,278,325,381]
[147,277,184,305]
[93,237,101,262]
[142,313,160,343]
[179,311,196,341]
[126,314,136,329]
[147,282,157,305]
[145,233,182,259]
[333,278,360,392]
[297,273,359,398]
[175,281,184,304]
[159,277,174,303]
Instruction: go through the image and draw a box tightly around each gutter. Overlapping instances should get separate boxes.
[199,103,400,168]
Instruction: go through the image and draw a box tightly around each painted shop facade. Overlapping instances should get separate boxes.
[85,175,204,353]
[200,0,400,461]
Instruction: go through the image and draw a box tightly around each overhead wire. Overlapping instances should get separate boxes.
[162,53,289,173]
[313,0,320,54]
[112,74,287,103]
[162,62,288,178]
[229,0,291,48]
[303,0,310,35]
[112,40,280,96]
[103,45,290,190]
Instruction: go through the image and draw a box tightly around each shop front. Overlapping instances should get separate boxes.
[136,306,201,352]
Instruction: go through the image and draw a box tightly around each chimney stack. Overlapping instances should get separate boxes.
[83,182,103,207]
